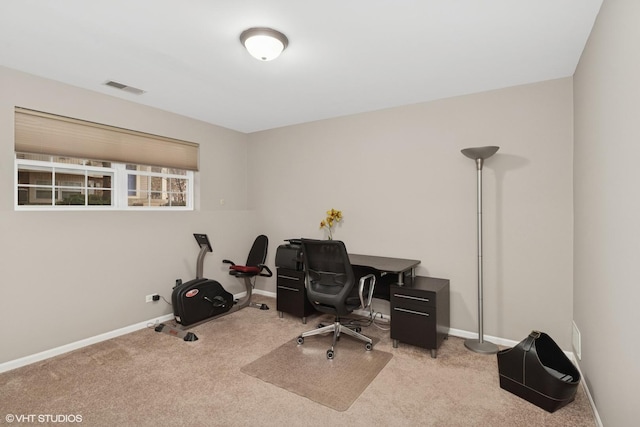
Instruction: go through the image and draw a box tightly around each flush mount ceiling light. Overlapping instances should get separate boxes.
[240,27,288,61]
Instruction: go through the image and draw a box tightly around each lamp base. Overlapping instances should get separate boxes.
[464,338,499,354]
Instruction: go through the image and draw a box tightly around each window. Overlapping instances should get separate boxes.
[14,107,198,211]
[16,154,193,210]
[124,164,190,208]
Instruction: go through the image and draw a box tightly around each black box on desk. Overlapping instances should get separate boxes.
[275,243,303,271]
[497,330,580,413]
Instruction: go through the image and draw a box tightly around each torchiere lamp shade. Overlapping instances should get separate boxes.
[461,146,500,162]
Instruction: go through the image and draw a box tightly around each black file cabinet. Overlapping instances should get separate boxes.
[276,268,315,323]
[390,276,450,358]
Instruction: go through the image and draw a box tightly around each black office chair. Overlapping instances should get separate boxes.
[223,234,273,310]
[296,238,376,359]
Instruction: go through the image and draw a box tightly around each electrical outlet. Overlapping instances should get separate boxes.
[145,294,159,303]
[572,321,582,360]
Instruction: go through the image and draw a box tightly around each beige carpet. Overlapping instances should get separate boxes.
[241,334,392,411]
[0,295,597,426]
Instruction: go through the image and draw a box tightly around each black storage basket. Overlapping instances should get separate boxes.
[497,330,580,412]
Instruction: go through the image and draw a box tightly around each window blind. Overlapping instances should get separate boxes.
[14,107,199,171]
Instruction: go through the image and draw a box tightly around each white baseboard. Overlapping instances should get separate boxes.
[568,355,603,427]
[447,328,584,364]
[0,313,174,374]
[447,327,520,348]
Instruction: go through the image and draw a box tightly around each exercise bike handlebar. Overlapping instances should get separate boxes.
[258,264,273,277]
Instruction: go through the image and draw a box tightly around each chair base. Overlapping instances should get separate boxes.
[296,320,373,359]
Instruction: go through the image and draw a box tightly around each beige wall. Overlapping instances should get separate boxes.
[574,0,640,425]
[0,66,257,363]
[248,78,575,347]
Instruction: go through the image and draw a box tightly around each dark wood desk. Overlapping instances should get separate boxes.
[348,254,421,286]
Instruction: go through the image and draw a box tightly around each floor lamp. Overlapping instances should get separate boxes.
[461,146,499,354]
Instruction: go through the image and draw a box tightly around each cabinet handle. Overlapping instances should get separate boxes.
[277,285,300,292]
[393,293,430,303]
[394,307,430,317]
[278,275,301,281]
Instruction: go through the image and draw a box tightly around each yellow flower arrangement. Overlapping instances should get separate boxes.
[320,208,343,240]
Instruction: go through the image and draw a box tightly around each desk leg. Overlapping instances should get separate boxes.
[393,339,399,348]
[396,268,416,286]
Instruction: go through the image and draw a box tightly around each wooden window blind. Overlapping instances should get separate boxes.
[14,107,199,171]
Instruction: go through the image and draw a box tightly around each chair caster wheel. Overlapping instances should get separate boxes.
[326,349,334,359]
[296,336,304,345]
[317,323,325,328]
[355,327,362,333]
[365,342,373,351]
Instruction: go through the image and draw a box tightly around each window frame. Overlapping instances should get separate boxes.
[15,155,194,211]
[117,163,193,210]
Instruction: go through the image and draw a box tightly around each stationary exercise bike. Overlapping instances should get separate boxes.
[155,234,271,341]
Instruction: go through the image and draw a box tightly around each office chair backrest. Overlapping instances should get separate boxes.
[246,234,269,267]
[300,239,356,315]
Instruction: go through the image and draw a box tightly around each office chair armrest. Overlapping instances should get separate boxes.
[357,273,376,309]
[258,264,273,277]
[222,259,236,266]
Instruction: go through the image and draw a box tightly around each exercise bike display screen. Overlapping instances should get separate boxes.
[193,233,212,252]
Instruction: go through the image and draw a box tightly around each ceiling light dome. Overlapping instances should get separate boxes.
[240,27,288,61]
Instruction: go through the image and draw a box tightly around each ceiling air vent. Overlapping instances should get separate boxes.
[104,80,146,95]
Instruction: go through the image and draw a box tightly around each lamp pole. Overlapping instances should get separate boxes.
[461,146,499,354]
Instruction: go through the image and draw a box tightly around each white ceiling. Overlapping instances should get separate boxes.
[0,0,602,133]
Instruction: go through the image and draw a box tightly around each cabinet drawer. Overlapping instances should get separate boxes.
[392,304,434,318]
[391,291,435,310]
[390,306,436,348]
[277,284,306,304]
[277,271,305,290]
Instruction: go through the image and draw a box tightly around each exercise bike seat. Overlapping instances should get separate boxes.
[222,234,273,278]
